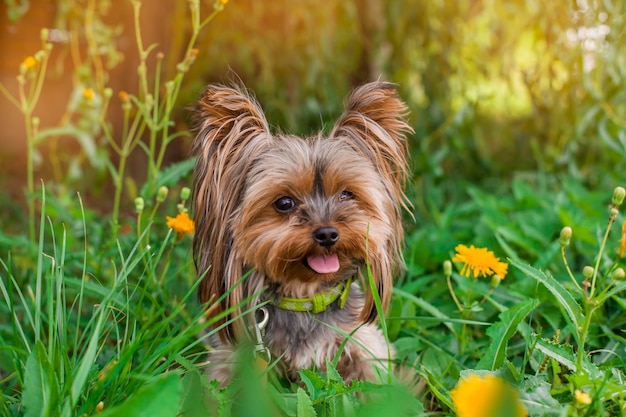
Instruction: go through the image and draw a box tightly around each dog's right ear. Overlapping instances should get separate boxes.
[191,84,270,342]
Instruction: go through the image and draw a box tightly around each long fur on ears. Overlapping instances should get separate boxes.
[191,84,271,342]
[330,82,413,323]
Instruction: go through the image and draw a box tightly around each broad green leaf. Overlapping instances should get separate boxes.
[62,308,107,417]
[519,377,563,415]
[510,258,584,330]
[23,342,58,417]
[299,370,326,400]
[534,338,602,378]
[534,338,576,371]
[179,370,211,417]
[140,158,196,198]
[95,372,182,417]
[296,387,317,417]
[477,299,537,370]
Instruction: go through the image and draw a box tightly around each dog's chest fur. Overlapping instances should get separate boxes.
[262,285,390,382]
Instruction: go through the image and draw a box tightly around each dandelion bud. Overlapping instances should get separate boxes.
[137,62,146,78]
[40,28,50,42]
[96,401,104,413]
[490,274,502,288]
[165,80,175,93]
[443,260,452,276]
[177,203,185,213]
[156,51,164,61]
[157,186,169,202]
[34,50,46,61]
[103,87,113,98]
[609,207,619,220]
[582,266,594,280]
[180,187,191,200]
[611,268,625,281]
[612,186,625,206]
[134,197,144,213]
[559,226,572,247]
[213,0,225,11]
[145,93,154,112]
[32,117,40,129]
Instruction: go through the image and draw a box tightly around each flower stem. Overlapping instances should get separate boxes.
[447,274,464,312]
[589,210,616,298]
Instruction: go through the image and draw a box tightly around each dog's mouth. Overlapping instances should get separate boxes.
[305,254,340,274]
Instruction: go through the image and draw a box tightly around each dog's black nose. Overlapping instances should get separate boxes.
[313,227,339,247]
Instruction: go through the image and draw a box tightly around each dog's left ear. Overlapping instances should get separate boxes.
[331,81,413,322]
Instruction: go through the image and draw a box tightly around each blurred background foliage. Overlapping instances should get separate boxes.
[1,0,624,195]
[181,0,625,186]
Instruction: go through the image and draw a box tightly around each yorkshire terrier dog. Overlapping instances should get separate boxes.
[191,81,411,386]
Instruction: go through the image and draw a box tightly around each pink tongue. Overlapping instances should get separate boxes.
[307,254,340,274]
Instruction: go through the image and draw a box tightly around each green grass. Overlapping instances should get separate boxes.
[1,176,625,416]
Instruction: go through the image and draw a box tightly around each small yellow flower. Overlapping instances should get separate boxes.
[21,56,37,72]
[82,88,94,101]
[451,374,527,417]
[166,211,195,237]
[575,389,592,405]
[220,0,228,4]
[118,90,130,102]
[452,244,508,279]
[619,221,625,258]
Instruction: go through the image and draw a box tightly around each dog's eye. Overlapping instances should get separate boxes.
[274,196,297,213]
[339,191,353,201]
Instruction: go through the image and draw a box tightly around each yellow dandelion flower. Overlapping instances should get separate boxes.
[21,56,37,72]
[619,220,626,258]
[452,244,508,279]
[575,389,592,405]
[82,88,94,100]
[451,374,527,417]
[166,211,195,237]
[220,0,228,4]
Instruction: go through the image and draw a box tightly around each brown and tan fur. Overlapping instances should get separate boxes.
[191,81,411,386]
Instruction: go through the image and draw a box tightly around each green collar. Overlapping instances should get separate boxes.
[270,276,354,313]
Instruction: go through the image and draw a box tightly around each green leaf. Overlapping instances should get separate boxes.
[477,299,537,370]
[95,372,182,417]
[62,308,107,417]
[509,258,584,331]
[518,377,563,415]
[140,158,196,198]
[179,370,211,417]
[296,387,317,417]
[534,338,576,371]
[23,342,59,417]
[534,338,602,377]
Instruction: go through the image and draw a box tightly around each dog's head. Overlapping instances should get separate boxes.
[191,82,411,341]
